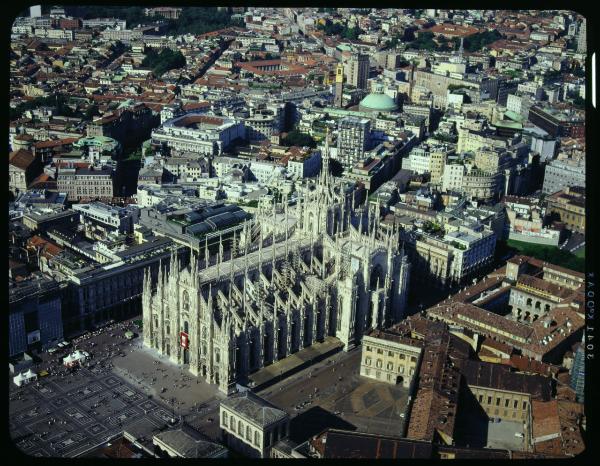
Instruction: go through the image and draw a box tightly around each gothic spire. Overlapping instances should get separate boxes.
[322,127,331,185]
[218,233,223,263]
[204,236,209,269]
[190,247,197,275]
[284,201,289,260]
[258,226,263,269]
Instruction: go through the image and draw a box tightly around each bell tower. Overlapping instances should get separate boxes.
[334,63,344,107]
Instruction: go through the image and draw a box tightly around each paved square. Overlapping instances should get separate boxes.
[9,318,222,457]
[64,407,95,425]
[139,400,158,411]
[102,376,122,388]
[106,406,142,427]
[31,384,57,399]
[86,424,107,436]
[151,408,174,423]
[486,420,526,451]
[51,397,69,408]
[259,347,409,440]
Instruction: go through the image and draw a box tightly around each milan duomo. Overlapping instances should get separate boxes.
[142,137,411,394]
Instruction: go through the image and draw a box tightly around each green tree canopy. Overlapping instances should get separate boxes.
[142,48,187,77]
[66,6,243,35]
[459,30,502,52]
[317,20,364,40]
[10,94,78,120]
[281,129,317,148]
[84,104,100,120]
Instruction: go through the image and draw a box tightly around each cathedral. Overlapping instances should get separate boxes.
[142,136,411,393]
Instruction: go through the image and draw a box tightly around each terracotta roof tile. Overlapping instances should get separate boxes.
[9,149,36,170]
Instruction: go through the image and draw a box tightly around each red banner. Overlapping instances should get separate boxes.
[180,332,189,349]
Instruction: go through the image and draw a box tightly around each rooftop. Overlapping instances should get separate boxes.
[457,359,553,400]
[153,426,226,458]
[359,92,398,112]
[220,391,288,428]
[9,149,36,171]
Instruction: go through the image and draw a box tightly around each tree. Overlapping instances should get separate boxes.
[281,130,317,148]
[317,21,363,40]
[408,32,437,51]
[84,104,100,120]
[572,95,585,109]
[462,30,502,52]
[142,48,187,77]
[543,69,563,84]
[67,6,242,35]
[166,7,243,35]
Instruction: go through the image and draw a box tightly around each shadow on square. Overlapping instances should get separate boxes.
[289,406,356,444]
[454,387,489,448]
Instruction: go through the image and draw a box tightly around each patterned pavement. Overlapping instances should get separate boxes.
[10,364,169,457]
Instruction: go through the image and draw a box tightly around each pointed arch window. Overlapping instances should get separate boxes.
[182,290,190,312]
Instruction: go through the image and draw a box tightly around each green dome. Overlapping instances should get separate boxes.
[359,92,398,113]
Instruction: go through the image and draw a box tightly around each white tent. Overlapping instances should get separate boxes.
[13,373,25,387]
[73,350,89,360]
[13,369,37,386]
[24,368,38,382]
[63,350,89,368]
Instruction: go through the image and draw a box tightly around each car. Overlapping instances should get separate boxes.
[400,413,405,418]
[48,348,58,354]
[57,342,65,349]
[514,432,524,438]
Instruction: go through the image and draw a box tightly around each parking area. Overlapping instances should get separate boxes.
[9,316,223,457]
[257,347,409,442]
